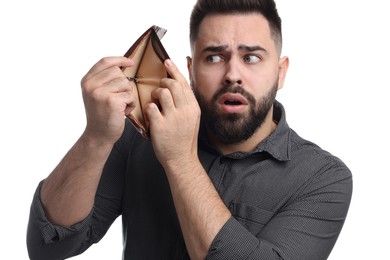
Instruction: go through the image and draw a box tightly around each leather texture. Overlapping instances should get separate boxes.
[122,26,170,139]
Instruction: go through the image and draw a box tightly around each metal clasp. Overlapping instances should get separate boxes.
[127,76,138,83]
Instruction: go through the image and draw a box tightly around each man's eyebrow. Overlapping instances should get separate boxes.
[202,45,228,53]
[202,44,268,53]
[238,44,268,53]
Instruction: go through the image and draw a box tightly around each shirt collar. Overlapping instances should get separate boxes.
[199,100,291,162]
[254,100,291,161]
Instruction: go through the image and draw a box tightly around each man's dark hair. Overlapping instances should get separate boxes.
[189,0,282,53]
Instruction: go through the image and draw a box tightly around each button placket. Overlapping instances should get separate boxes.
[208,156,228,192]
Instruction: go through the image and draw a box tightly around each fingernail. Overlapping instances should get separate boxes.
[165,59,173,67]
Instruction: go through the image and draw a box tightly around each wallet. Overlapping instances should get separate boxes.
[122,25,170,139]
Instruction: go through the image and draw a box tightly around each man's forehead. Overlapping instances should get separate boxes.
[196,13,274,52]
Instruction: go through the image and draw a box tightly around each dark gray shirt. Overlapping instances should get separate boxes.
[27,101,352,260]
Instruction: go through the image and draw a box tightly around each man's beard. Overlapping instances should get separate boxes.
[193,80,278,145]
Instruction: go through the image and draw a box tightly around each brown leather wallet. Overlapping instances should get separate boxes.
[122,25,170,139]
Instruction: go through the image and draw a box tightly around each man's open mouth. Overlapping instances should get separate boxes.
[220,93,248,106]
[218,93,248,113]
[224,100,243,105]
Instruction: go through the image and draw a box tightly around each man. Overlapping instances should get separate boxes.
[27,0,352,259]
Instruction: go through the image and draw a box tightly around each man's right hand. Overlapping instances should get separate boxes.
[40,57,135,227]
[80,56,135,145]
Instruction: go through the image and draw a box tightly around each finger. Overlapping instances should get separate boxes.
[82,59,135,97]
[94,69,133,93]
[119,91,137,117]
[164,59,187,83]
[159,78,188,108]
[144,102,163,129]
[151,87,175,113]
[162,59,195,107]
[82,57,134,83]
[112,79,133,96]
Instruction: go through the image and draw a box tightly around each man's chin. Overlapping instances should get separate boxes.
[207,119,255,145]
[218,110,249,121]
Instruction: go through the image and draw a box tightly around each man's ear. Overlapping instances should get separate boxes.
[186,56,193,81]
[277,56,289,90]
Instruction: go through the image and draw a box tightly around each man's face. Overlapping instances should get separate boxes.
[188,13,288,145]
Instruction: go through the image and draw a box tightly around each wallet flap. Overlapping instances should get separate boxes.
[122,25,170,139]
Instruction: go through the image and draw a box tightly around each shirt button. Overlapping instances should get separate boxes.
[219,157,227,164]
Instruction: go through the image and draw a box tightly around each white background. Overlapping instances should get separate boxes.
[1,0,389,259]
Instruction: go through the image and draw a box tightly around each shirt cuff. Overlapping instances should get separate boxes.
[206,217,259,260]
[31,181,93,244]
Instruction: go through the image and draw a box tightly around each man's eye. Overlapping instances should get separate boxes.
[244,55,261,63]
[206,55,223,63]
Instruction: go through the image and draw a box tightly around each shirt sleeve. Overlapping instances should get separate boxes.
[206,162,353,260]
[27,127,130,260]
[26,181,95,260]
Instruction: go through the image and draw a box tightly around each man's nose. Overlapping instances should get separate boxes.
[223,58,243,86]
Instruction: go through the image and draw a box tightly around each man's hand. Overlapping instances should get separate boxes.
[145,60,231,259]
[81,57,135,144]
[41,57,136,227]
[146,59,201,170]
